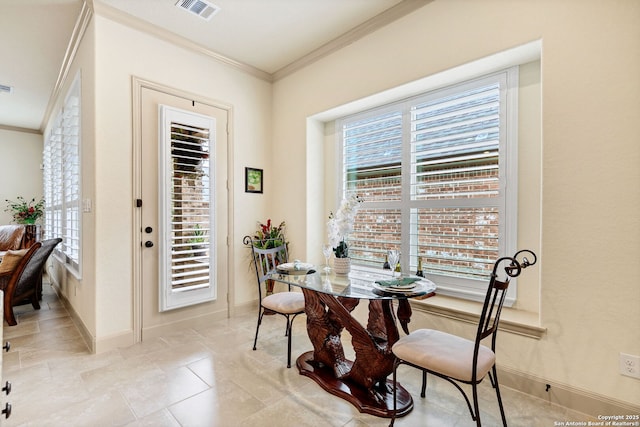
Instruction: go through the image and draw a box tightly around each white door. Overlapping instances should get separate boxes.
[139,86,228,337]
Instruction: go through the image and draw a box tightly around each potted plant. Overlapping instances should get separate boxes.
[188,224,207,257]
[252,219,287,295]
[5,197,44,225]
[252,219,287,249]
[327,194,362,274]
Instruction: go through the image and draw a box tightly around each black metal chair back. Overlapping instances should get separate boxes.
[243,235,304,368]
[390,249,537,427]
[473,250,537,383]
[246,238,289,299]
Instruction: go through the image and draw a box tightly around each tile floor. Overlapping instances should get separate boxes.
[1,284,595,426]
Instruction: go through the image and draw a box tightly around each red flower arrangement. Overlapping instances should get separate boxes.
[253,219,287,249]
[5,196,45,224]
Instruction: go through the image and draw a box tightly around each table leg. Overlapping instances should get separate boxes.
[298,288,413,418]
[397,299,412,335]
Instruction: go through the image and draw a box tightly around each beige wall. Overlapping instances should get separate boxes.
[43,17,97,342]
[0,129,43,225]
[47,12,274,350]
[272,0,640,409]
[89,14,273,346]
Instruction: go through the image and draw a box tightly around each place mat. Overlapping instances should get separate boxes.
[374,277,421,289]
[276,261,314,274]
[371,279,437,296]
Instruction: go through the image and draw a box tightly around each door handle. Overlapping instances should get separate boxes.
[145,226,153,233]
[144,241,154,248]
[2,402,10,419]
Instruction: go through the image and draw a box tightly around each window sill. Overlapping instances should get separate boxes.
[410,294,546,339]
[53,252,81,280]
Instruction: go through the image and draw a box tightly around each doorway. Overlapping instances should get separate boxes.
[133,78,231,341]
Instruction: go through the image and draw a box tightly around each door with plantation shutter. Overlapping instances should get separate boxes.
[140,87,228,334]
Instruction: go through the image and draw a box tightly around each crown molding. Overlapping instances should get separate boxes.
[91,0,273,82]
[40,0,93,133]
[0,124,42,135]
[90,0,432,83]
[272,0,435,81]
[44,0,433,119]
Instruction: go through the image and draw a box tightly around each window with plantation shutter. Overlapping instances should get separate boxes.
[63,92,81,267]
[344,110,402,202]
[159,106,215,311]
[44,72,81,275]
[44,118,62,242]
[339,68,518,304]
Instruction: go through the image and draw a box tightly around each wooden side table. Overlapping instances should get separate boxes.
[23,224,42,248]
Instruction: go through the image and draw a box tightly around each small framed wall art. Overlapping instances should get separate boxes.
[245,167,263,193]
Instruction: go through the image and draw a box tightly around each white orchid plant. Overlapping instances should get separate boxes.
[327,194,362,258]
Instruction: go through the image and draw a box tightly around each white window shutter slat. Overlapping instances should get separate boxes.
[159,105,216,311]
[337,69,518,302]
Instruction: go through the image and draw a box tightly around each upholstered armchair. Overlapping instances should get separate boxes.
[0,238,62,325]
[0,225,27,255]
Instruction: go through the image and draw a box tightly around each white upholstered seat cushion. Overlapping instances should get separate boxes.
[262,291,305,314]
[392,329,496,382]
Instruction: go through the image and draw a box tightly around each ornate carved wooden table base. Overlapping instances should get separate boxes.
[299,287,414,418]
[296,351,413,418]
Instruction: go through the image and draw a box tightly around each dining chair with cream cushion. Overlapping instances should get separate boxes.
[244,235,306,368]
[389,250,537,427]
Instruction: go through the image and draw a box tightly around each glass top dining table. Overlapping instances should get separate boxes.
[268,264,436,418]
[271,265,437,300]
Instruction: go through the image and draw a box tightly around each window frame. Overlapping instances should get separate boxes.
[336,68,519,305]
[158,105,217,311]
[44,71,82,278]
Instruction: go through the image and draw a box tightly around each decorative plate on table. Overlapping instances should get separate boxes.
[372,283,417,294]
[372,277,435,295]
[374,277,420,289]
[276,262,315,275]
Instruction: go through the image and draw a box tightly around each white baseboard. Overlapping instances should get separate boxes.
[50,283,96,353]
[95,331,136,353]
[498,365,640,418]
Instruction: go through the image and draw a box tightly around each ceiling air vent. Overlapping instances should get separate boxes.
[175,0,220,21]
[0,84,13,94]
